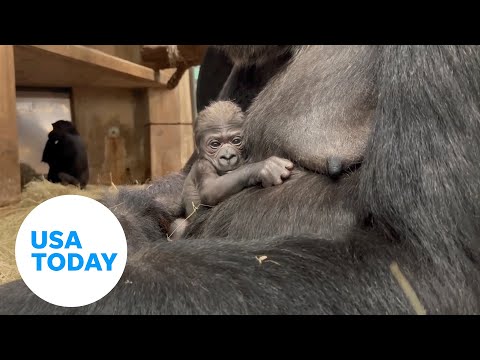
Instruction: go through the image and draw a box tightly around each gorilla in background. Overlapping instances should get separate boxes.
[41,120,89,189]
[1,45,480,314]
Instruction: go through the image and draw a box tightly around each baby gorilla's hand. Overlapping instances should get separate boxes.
[258,156,294,187]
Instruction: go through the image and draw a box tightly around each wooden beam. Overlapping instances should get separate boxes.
[84,45,142,64]
[33,45,153,79]
[14,45,168,88]
[141,45,171,69]
[141,45,207,69]
[0,45,20,206]
[141,45,207,89]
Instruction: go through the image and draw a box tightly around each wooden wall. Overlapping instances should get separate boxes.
[0,46,20,206]
[72,87,149,185]
[76,46,195,182]
[71,75,194,184]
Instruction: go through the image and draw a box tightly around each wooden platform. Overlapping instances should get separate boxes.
[14,45,169,88]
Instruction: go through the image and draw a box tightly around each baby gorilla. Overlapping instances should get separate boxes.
[169,101,293,240]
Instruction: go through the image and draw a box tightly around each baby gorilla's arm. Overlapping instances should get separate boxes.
[196,156,294,206]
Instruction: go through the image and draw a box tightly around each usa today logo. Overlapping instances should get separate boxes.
[15,195,127,308]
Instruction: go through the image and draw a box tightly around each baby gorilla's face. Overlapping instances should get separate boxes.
[195,100,246,174]
[201,128,244,174]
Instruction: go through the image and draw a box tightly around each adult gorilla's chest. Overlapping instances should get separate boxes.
[244,45,379,175]
[186,46,379,239]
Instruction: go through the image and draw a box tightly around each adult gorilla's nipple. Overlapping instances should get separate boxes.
[327,157,343,179]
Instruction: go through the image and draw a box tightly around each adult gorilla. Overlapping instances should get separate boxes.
[1,45,480,315]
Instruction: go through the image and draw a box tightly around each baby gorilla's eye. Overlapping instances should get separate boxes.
[210,141,221,149]
[231,137,242,145]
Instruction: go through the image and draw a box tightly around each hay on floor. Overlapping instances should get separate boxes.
[0,179,117,285]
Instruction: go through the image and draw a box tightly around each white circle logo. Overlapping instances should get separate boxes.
[15,195,127,308]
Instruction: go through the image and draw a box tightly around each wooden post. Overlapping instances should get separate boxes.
[0,45,20,206]
[147,69,194,179]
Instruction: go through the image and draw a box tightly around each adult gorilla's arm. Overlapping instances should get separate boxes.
[195,47,233,113]
[0,230,416,315]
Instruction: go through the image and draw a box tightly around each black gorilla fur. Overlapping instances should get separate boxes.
[1,45,480,314]
[41,120,89,189]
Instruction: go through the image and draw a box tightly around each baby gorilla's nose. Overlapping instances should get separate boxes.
[221,153,236,162]
[219,152,239,168]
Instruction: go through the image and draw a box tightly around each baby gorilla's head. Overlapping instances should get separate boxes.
[195,101,245,174]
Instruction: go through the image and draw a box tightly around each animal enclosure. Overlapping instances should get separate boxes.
[0,45,202,206]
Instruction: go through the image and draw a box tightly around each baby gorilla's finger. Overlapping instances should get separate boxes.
[281,170,291,180]
[272,177,284,186]
[272,157,294,170]
[282,160,294,170]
